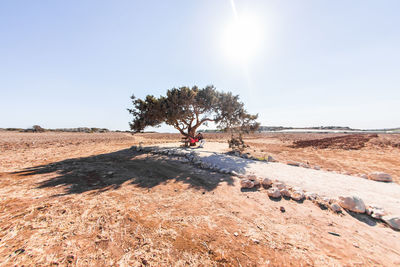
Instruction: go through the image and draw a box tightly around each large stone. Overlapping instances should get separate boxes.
[240,179,254,189]
[267,188,281,198]
[261,178,273,188]
[338,196,366,213]
[369,172,392,182]
[291,190,305,201]
[382,216,400,231]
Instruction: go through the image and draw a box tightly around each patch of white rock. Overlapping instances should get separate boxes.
[131,145,399,231]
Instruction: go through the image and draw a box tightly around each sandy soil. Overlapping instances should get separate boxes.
[1,132,400,266]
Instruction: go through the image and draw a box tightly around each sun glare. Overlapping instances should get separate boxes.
[222,14,264,63]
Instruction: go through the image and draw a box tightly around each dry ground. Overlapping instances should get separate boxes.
[1,132,400,266]
[132,132,400,183]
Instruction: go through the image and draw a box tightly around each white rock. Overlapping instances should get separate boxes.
[261,178,273,188]
[200,162,210,169]
[338,196,366,213]
[291,190,305,201]
[240,179,254,189]
[371,209,386,219]
[221,169,229,174]
[366,206,386,219]
[369,172,392,182]
[280,188,291,198]
[299,163,310,168]
[287,161,300,167]
[246,175,260,186]
[273,182,286,190]
[382,216,400,231]
[267,188,281,198]
[305,192,317,201]
[330,203,342,213]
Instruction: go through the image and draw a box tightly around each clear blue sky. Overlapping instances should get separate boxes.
[1,0,399,130]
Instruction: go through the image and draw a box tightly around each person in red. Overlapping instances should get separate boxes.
[189,135,198,146]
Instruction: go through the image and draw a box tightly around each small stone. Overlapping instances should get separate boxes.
[261,178,273,188]
[267,155,277,162]
[252,238,260,244]
[368,172,392,182]
[267,188,281,198]
[330,203,342,213]
[299,163,310,168]
[353,242,359,248]
[367,206,386,219]
[240,179,254,189]
[314,165,321,170]
[287,161,300,167]
[360,174,368,179]
[273,182,286,190]
[338,196,366,213]
[280,206,286,212]
[305,192,317,201]
[252,179,261,187]
[371,209,386,219]
[291,190,305,201]
[280,188,291,198]
[234,232,239,237]
[382,216,400,230]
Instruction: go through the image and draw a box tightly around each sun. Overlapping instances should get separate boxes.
[222,14,264,63]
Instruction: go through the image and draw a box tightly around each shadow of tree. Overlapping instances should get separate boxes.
[13,147,235,196]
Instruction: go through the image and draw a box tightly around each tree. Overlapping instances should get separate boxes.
[32,125,45,132]
[128,85,259,139]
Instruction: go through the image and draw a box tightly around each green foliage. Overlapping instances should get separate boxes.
[32,125,45,132]
[128,85,259,138]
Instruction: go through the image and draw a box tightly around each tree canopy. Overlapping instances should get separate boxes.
[128,85,259,138]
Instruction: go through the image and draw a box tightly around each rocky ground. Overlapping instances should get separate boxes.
[1,132,400,266]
